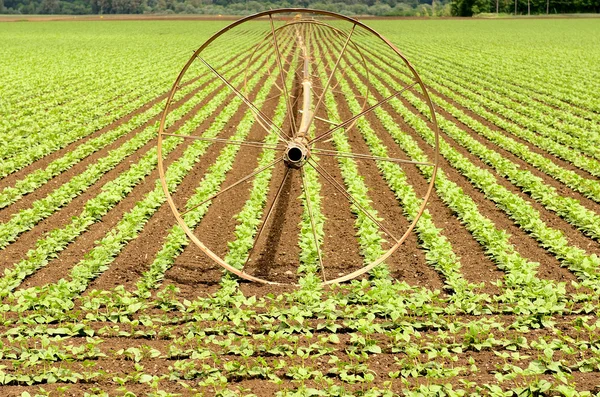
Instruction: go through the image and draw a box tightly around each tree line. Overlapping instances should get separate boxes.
[0,0,450,16]
[452,0,599,15]
[0,0,597,16]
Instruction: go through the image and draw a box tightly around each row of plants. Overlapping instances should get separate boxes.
[1,299,599,392]
[0,26,260,177]
[367,42,600,209]
[356,44,600,294]
[0,63,181,171]
[6,44,286,315]
[419,64,600,179]
[0,38,277,250]
[135,42,291,296]
[136,37,290,297]
[390,31,600,114]
[318,40,478,303]
[400,43,600,147]
[328,38,565,312]
[0,72,213,249]
[1,64,169,160]
[296,125,326,283]
[313,44,389,282]
[0,40,258,210]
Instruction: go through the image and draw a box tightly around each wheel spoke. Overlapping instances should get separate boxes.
[181,156,284,216]
[161,132,286,151]
[300,166,326,281]
[270,14,298,137]
[311,148,434,166]
[198,56,290,144]
[307,160,399,243]
[308,81,419,145]
[311,82,365,101]
[308,24,356,131]
[298,110,338,126]
[242,165,290,270]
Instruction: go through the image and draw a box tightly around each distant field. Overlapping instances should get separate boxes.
[1,18,600,395]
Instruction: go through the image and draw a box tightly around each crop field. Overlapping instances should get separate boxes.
[1,17,600,396]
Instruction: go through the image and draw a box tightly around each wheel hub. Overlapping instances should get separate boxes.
[284,141,309,168]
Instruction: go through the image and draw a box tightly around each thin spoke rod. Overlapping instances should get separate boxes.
[264,91,297,105]
[309,81,418,145]
[270,15,298,137]
[311,148,434,166]
[310,83,365,101]
[298,110,338,126]
[301,167,326,281]
[198,56,290,144]
[308,24,356,131]
[307,160,399,243]
[181,156,284,216]
[242,166,290,270]
[161,133,285,151]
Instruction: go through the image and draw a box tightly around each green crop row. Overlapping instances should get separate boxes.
[356,44,600,293]
[6,44,283,315]
[400,43,600,144]
[0,38,260,210]
[313,43,389,281]
[135,44,290,296]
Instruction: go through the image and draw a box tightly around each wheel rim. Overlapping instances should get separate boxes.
[157,8,440,285]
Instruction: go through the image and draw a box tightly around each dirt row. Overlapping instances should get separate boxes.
[2,35,600,303]
[349,48,600,288]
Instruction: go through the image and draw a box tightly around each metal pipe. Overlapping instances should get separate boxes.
[295,24,313,141]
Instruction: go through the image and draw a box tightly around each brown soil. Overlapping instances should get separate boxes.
[86,69,276,296]
[2,22,600,396]
[447,83,600,184]
[361,57,584,289]
[163,89,286,295]
[0,77,169,194]
[424,86,600,257]
[18,85,237,293]
[0,73,225,282]
[330,87,445,291]
[340,60,506,295]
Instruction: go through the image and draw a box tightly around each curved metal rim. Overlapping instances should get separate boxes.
[157,8,440,286]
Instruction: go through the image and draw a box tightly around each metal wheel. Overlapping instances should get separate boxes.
[157,9,440,285]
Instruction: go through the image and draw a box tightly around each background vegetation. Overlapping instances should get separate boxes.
[0,0,453,16]
[1,0,597,16]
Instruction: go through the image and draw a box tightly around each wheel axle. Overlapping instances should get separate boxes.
[284,142,309,168]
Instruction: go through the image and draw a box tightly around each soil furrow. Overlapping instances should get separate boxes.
[329,86,445,291]
[373,80,579,288]
[156,105,280,298]
[0,72,223,262]
[0,78,236,291]
[0,78,171,192]
[357,53,587,287]
[16,88,239,291]
[430,82,600,203]
[87,64,281,297]
[426,90,600,258]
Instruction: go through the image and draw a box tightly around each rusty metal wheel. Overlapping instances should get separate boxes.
[157,9,440,285]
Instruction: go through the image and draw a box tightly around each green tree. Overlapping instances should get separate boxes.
[40,0,60,13]
[451,0,490,15]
